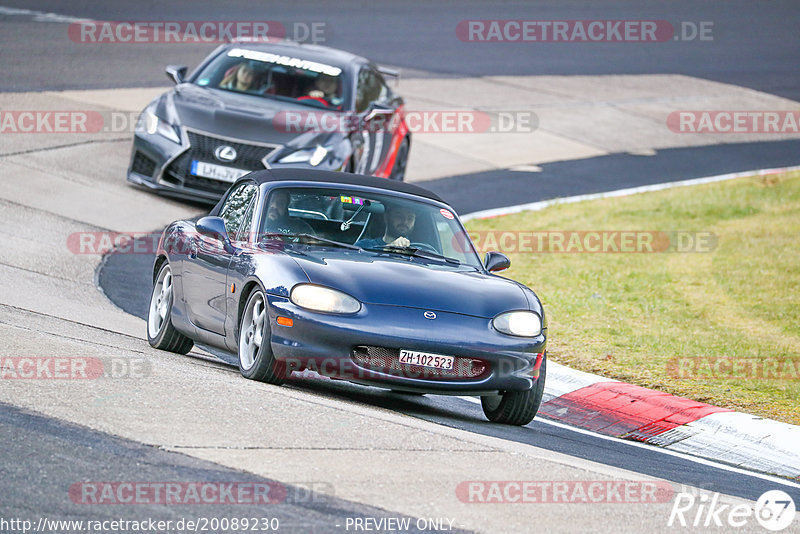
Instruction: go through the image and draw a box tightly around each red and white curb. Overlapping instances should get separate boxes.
[461,165,800,480]
[540,361,800,480]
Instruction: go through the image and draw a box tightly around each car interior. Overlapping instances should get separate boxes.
[213,60,343,109]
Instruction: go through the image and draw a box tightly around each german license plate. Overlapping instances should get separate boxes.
[398,349,454,370]
[190,160,249,183]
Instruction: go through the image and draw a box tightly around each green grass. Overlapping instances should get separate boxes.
[466,171,800,424]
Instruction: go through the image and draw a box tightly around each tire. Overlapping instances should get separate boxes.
[147,263,194,354]
[389,138,409,181]
[238,288,285,385]
[481,357,547,426]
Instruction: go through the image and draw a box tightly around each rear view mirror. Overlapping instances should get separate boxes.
[340,198,384,214]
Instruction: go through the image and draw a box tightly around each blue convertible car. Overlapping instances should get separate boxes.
[147,169,547,425]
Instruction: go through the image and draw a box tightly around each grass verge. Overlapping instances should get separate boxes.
[466,170,800,425]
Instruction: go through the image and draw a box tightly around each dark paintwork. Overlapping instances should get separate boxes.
[127,41,408,203]
[154,170,546,395]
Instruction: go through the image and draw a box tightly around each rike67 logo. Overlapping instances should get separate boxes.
[669,490,796,531]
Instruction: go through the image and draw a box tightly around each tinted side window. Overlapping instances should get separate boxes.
[219,183,257,236]
[355,68,390,113]
[375,71,392,103]
[235,193,257,242]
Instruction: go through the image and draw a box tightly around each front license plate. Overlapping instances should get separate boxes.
[399,349,454,370]
[190,160,249,183]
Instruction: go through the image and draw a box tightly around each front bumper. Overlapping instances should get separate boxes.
[127,129,346,204]
[127,130,226,204]
[266,295,546,395]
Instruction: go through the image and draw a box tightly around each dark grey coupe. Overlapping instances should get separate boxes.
[128,40,410,203]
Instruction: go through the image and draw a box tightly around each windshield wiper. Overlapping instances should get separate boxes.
[261,233,361,250]
[364,245,461,265]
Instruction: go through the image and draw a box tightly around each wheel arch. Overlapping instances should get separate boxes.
[153,254,168,283]
[236,279,265,339]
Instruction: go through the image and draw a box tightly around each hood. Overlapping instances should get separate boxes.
[290,250,530,318]
[163,84,339,148]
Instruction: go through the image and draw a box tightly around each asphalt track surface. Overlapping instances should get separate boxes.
[1,403,447,534]
[3,0,800,530]
[1,0,799,101]
[421,139,800,214]
[97,237,800,506]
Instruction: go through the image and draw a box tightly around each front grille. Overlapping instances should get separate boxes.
[351,346,488,380]
[131,151,156,177]
[185,131,277,169]
[162,130,278,195]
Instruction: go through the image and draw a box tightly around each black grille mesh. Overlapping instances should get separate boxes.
[351,346,488,380]
[163,130,277,195]
[185,131,276,168]
[131,151,156,177]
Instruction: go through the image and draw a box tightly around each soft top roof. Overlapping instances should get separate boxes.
[242,168,444,203]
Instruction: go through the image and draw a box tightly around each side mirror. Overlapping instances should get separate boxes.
[196,216,233,252]
[364,102,394,122]
[484,251,511,273]
[166,65,187,85]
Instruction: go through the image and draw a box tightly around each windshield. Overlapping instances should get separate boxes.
[193,47,347,110]
[259,187,484,269]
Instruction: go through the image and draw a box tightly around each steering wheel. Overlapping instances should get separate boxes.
[297,96,329,107]
[410,242,439,254]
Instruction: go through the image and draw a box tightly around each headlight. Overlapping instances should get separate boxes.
[277,145,328,166]
[290,284,361,314]
[493,311,542,337]
[137,110,181,144]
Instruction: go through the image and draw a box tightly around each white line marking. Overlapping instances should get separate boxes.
[456,395,800,490]
[462,164,800,220]
[0,5,90,23]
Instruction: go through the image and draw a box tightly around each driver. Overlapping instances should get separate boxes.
[356,203,416,249]
[219,62,262,93]
[263,190,314,235]
[305,73,339,103]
